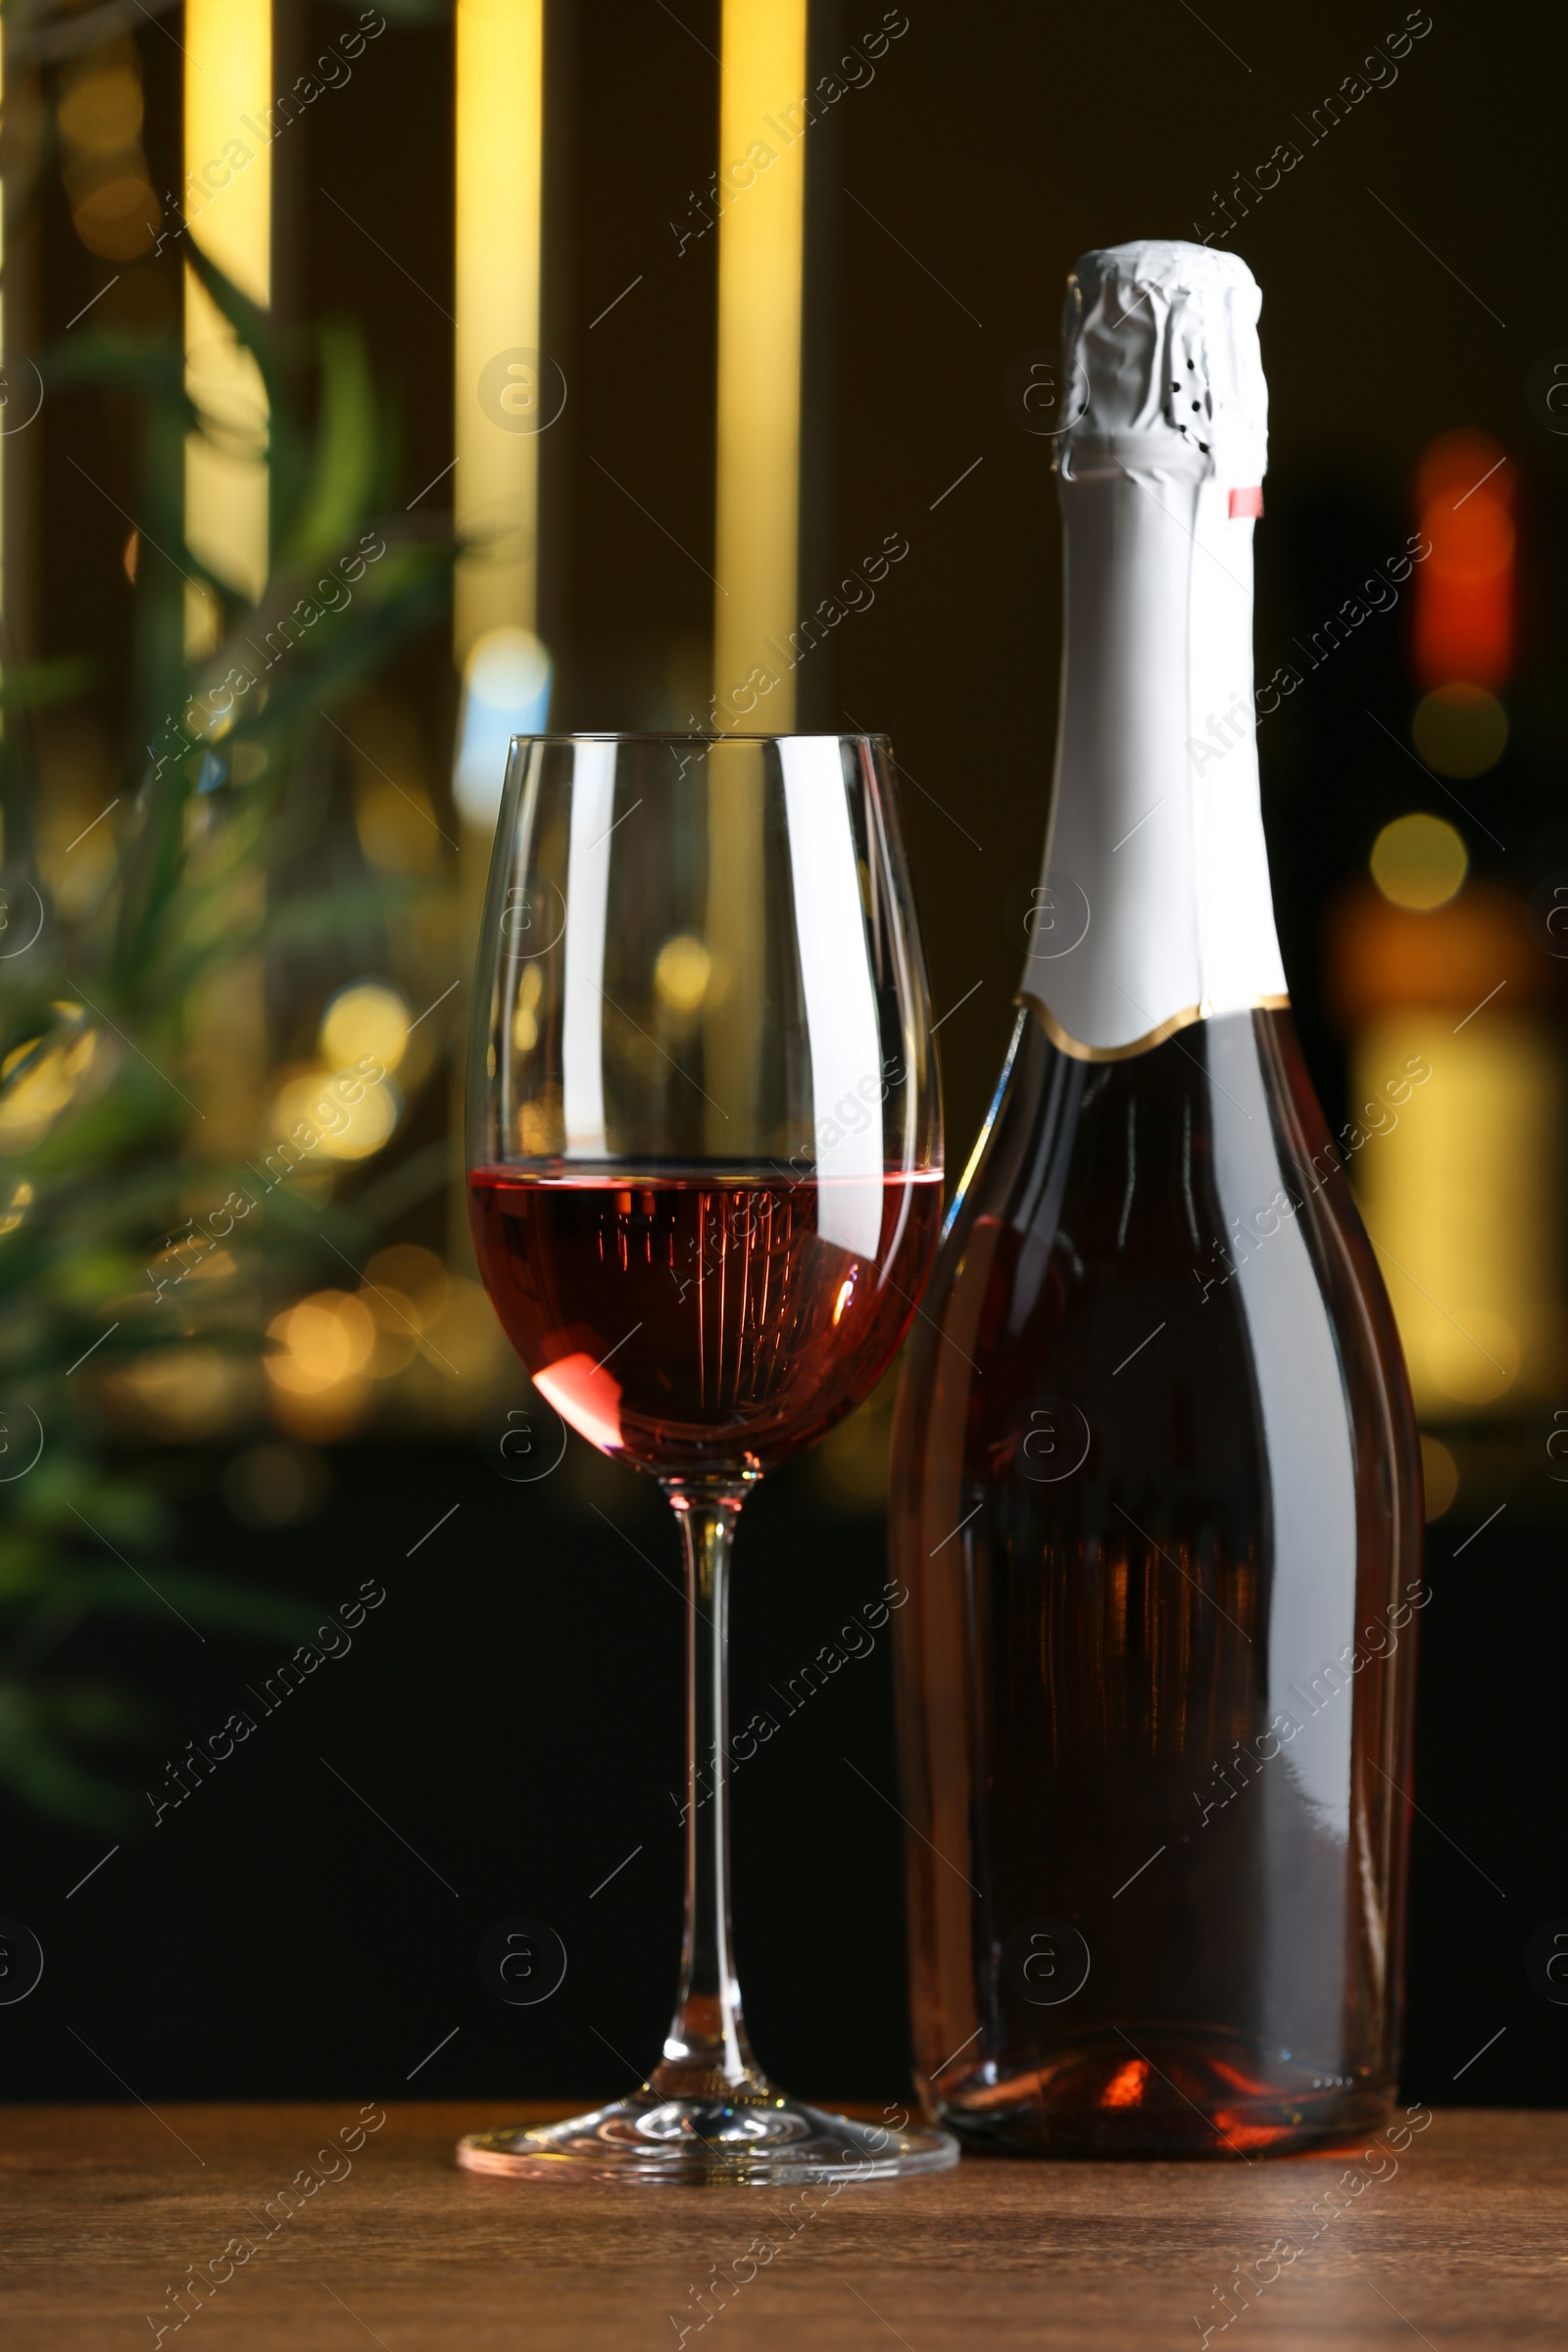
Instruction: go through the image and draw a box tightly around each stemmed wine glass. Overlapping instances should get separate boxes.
[458,733,955,2180]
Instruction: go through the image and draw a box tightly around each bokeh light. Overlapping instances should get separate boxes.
[1425,1309,1520,1407]
[319,982,411,1075]
[270,1064,401,1163]
[1419,1436,1459,1522]
[365,1245,451,1327]
[1411,684,1508,778]
[60,68,144,152]
[359,1244,454,1380]
[362,1288,421,1377]
[1369,813,1469,911]
[108,1347,257,1440]
[453,627,553,827]
[356,778,444,875]
[72,177,162,260]
[1412,428,1514,692]
[655,932,713,1013]
[222,1442,331,1527]
[265,1292,377,1438]
[59,38,159,261]
[267,1292,377,1393]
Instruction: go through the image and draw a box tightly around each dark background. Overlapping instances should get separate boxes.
[6,0,1568,2112]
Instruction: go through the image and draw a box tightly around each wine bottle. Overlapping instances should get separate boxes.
[890,241,1424,2157]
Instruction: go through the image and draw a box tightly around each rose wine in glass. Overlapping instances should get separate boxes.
[468,1170,942,1475]
[460,731,956,2180]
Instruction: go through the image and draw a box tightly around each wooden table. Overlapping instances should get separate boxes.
[3,2103,1564,2347]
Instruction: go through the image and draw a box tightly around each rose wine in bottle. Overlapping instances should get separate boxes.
[890,242,1424,2157]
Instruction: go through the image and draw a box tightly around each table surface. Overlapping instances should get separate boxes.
[4,2101,1566,2348]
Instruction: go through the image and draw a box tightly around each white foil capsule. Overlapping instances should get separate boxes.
[1021,239,1288,1059]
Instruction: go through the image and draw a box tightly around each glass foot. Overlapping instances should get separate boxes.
[457,2086,959,2182]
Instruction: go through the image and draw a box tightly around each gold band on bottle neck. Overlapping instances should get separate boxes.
[1017,990,1291,1063]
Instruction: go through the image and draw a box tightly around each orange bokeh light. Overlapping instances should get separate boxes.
[1412,429,1514,691]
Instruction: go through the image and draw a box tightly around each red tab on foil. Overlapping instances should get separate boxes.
[1229,485,1264,519]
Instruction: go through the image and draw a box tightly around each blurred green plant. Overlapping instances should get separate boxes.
[0,241,451,1826]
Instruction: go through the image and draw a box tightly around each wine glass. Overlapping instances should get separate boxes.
[458,733,955,2181]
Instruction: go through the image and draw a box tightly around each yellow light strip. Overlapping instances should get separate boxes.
[712,0,809,724]
[183,0,272,621]
[454,0,545,661]
[704,2,809,1149]
[1353,1013,1559,1412]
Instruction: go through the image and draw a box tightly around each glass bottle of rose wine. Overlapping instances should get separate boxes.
[890,241,1424,2157]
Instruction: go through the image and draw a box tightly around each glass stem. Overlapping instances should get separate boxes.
[650,1483,764,2102]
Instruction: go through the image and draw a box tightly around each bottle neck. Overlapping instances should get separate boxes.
[1019,466,1287,1061]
